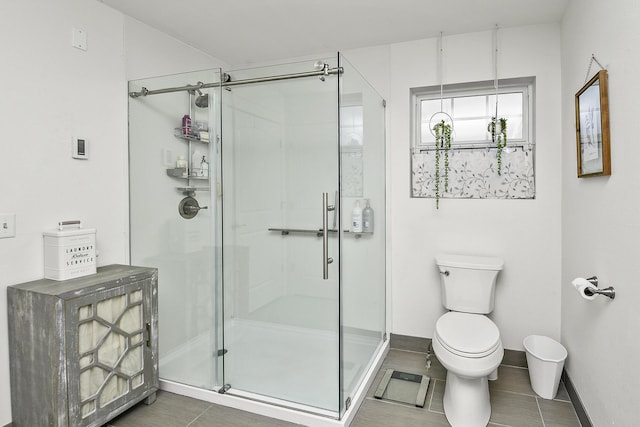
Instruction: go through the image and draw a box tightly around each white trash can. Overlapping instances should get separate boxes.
[523,335,568,399]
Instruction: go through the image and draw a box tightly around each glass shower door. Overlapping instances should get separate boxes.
[338,53,387,416]
[220,58,341,414]
[129,69,221,391]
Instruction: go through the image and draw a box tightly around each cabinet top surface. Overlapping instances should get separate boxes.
[9,264,157,297]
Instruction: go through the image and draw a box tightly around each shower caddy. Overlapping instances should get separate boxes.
[166,122,210,218]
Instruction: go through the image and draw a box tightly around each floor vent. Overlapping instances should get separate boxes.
[374,369,430,408]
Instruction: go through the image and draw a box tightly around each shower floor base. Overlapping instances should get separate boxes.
[224,318,377,411]
[158,293,387,425]
[160,317,380,411]
[159,338,389,427]
[160,293,382,412]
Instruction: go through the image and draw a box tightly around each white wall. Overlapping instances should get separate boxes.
[0,2,223,423]
[124,15,227,80]
[561,0,640,424]
[0,2,126,423]
[376,24,563,350]
[13,0,637,422]
[233,27,564,351]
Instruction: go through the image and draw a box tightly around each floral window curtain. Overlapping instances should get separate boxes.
[411,145,535,199]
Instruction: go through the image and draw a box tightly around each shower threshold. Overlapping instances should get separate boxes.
[159,339,389,427]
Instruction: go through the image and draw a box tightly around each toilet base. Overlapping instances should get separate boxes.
[443,372,491,427]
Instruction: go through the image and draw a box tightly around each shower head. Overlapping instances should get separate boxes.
[195,94,208,108]
[187,82,208,107]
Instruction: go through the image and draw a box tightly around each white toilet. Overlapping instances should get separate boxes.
[433,253,504,427]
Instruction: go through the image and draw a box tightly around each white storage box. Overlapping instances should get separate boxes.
[43,221,96,281]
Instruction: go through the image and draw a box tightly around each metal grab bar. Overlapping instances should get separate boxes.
[267,228,370,236]
[268,228,326,236]
[322,193,335,280]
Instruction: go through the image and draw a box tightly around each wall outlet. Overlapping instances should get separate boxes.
[0,213,16,239]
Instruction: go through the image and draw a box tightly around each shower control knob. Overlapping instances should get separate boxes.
[179,196,207,219]
[185,205,208,213]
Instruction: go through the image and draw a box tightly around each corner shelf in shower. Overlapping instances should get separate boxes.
[174,129,210,144]
[166,168,209,180]
[176,186,210,197]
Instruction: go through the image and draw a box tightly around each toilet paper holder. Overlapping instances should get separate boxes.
[583,276,616,300]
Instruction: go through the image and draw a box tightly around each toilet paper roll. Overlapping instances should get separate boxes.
[571,277,597,300]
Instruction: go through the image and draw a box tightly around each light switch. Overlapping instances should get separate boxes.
[72,28,87,51]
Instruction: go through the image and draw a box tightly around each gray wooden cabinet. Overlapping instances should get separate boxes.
[8,264,159,427]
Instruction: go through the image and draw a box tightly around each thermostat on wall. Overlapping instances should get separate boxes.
[72,137,89,159]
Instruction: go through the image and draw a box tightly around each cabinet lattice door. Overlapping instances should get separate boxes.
[8,265,158,427]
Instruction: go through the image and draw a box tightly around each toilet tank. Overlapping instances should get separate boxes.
[435,253,504,314]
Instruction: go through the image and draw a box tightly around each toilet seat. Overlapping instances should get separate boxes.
[435,312,500,358]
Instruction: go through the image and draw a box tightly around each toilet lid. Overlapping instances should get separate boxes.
[435,312,501,358]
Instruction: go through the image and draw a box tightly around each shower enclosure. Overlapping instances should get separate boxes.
[128,54,386,422]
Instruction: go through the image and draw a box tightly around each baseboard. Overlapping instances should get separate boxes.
[502,348,527,368]
[389,333,430,352]
[562,369,592,427]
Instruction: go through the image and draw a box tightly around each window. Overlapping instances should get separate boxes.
[412,78,533,148]
[341,105,363,146]
[340,93,364,196]
[410,78,536,200]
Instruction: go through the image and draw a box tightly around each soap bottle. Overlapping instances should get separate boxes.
[176,155,188,176]
[352,200,363,233]
[200,156,209,177]
[362,199,374,233]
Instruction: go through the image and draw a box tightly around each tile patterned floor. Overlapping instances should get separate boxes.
[354,340,582,427]
[107,337,582,427]
[106,390,301,427]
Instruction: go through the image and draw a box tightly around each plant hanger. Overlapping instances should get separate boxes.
[429,32,454,136]
[488,25,508,176]
[430,32,454,208]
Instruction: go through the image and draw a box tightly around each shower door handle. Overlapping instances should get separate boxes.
[322,192,335,280]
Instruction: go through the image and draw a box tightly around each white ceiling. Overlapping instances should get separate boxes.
[99,0,569,66]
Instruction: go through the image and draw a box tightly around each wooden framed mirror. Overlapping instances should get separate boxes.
[575,70,611,177]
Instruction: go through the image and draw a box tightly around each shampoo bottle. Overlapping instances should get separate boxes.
[362,199,374,233]
[352,200,363,233]
[200,156,209,177]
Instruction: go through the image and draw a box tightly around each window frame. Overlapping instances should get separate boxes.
[411,78,535,149]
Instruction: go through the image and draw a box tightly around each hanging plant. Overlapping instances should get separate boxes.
[488,117,508,175]
[433,120,452,208]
